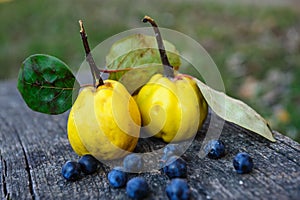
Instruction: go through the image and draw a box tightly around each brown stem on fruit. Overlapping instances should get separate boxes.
[79,20,104,87]
[142,16,174,78]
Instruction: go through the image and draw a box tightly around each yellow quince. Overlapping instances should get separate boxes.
[67,80,141,160]
[136,73,207,143]
[135,16,208,143]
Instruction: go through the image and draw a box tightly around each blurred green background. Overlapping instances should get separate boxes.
[1,0,299,142]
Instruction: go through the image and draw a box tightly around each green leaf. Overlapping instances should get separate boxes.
[17,54,80,115]
[106,34,181,80]
[119,64,164,94]
[194,78,276,142]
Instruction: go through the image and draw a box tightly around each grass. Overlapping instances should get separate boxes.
[0,0,299,142]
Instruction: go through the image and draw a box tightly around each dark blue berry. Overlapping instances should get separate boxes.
[61,161,81,181]
[233,152,254,174]
[166,178,190,200]
[160,144,182,168]
[126,177,149,199]
[204,140,225,159]
[123,153,144,173]
[160,151,175,168]
[78,154,99,174]
[163,156,187,178]
[107,167,127,188]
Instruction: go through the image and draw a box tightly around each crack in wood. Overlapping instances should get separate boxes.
[15,133,35,200]
[1,153,9,199]
[0,115,10,200]
[0,114,36,200]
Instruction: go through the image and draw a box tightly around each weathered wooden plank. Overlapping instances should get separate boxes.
[0,81,33,200]
[0,80,299,200]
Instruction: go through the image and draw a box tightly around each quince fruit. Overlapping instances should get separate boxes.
[136,73,207,143]
[135,16,208,143]
[67,80,141,160]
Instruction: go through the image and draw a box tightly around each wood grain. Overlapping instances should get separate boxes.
[0,80,299,200]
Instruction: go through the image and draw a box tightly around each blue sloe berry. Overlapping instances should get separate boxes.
[233,152,254,174]
[107,167,127,188]
[78,154,99,174]
[166,178,190,200]
[126,177,149,199]
[123,153,144,173]
[61,161,81,181]
[163,156,187,178]
[204,140,226,159]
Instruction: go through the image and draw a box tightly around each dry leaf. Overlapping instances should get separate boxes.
[195,78,276,142]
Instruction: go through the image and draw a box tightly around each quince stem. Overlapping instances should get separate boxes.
[142,16,175,78]
[79,20,104,88]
